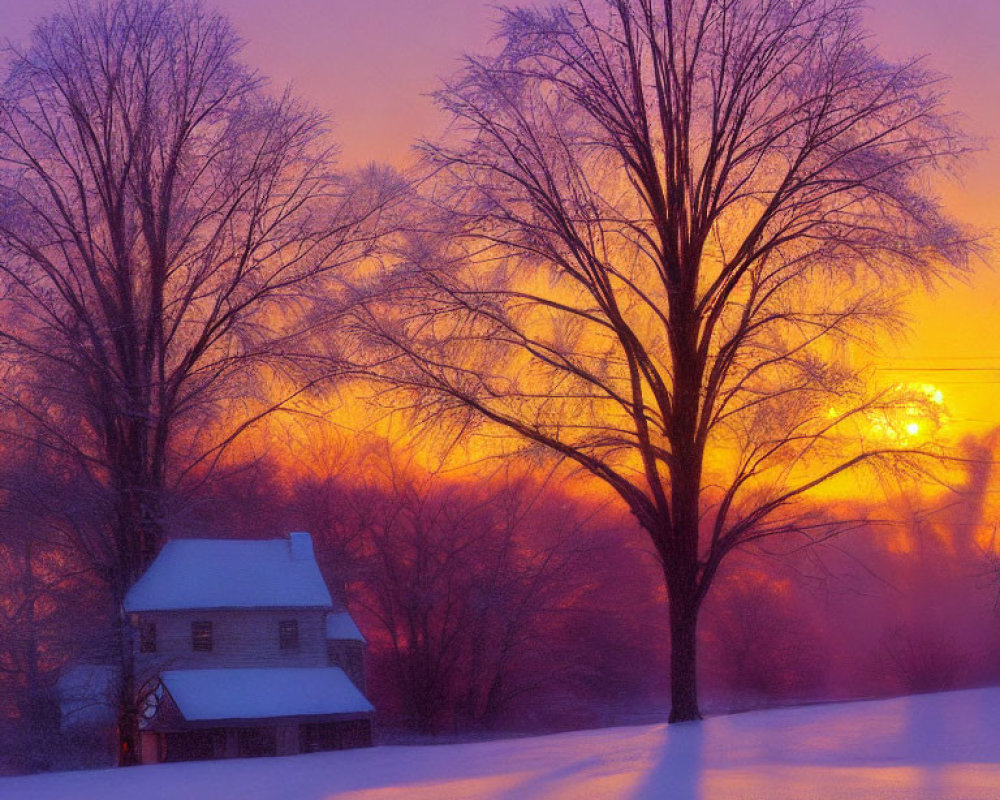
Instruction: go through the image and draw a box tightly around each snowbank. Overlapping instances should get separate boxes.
[4,687,1000,799]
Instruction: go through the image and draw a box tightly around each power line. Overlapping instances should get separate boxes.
[878,367,1000,372]
[875,355,1000,362]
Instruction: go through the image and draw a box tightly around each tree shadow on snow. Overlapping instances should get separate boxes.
[899,693,950,798]
[632,722,704,800]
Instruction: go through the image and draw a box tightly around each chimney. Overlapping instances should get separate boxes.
[288,531,314,561]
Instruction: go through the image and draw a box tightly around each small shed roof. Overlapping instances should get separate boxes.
[160,668,373,721]
[124,534,332,612]
[326,611,366,643]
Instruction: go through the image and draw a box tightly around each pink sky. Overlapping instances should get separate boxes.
[1,0,997,427]
[2,1,990,178]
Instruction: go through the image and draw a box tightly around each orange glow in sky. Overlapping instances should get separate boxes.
[233,0,998,439]
[0,0,994,437]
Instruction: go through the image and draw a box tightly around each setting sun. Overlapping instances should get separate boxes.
[866,383,949,442]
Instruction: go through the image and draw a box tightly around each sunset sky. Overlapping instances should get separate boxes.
[1,0,996,432]
[0,3,998,782]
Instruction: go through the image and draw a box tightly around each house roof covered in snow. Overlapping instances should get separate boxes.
[124,533,333,612]
[325,611,366,643]
[160,668,373,721]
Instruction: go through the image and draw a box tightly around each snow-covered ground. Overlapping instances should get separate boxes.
[4,687,1000,800]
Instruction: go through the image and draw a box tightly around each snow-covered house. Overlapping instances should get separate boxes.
[123,532,372,764]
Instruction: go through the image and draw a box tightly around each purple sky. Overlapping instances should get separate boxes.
[0,0,997,426]
[2,1,992,179]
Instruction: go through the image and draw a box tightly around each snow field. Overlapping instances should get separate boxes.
[3,686,1000,799]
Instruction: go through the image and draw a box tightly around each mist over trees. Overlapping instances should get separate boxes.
[0,0,994,778]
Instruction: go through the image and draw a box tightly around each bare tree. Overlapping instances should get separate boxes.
[357,0,977,721]
[0,0,391,761]
[349,446,605,733]
[0,453,106,772]
[701,570,826,709]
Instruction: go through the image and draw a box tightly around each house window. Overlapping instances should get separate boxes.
[279,620,299,651]
[191,621,213,652]
[139,621,157,653]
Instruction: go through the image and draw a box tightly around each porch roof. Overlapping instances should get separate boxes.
[161,667,373,721]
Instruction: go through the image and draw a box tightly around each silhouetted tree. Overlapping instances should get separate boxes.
[352,451,604,733]
[702,570,826,708]
[0,0,390,761]
[359,0,976,720]
[0,452,106,772]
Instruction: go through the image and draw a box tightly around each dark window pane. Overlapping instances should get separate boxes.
[279,620,299,651]
[139,621,157,653]
[192,621,212,652]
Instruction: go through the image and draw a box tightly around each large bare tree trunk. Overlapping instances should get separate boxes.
[667,575,702,723]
